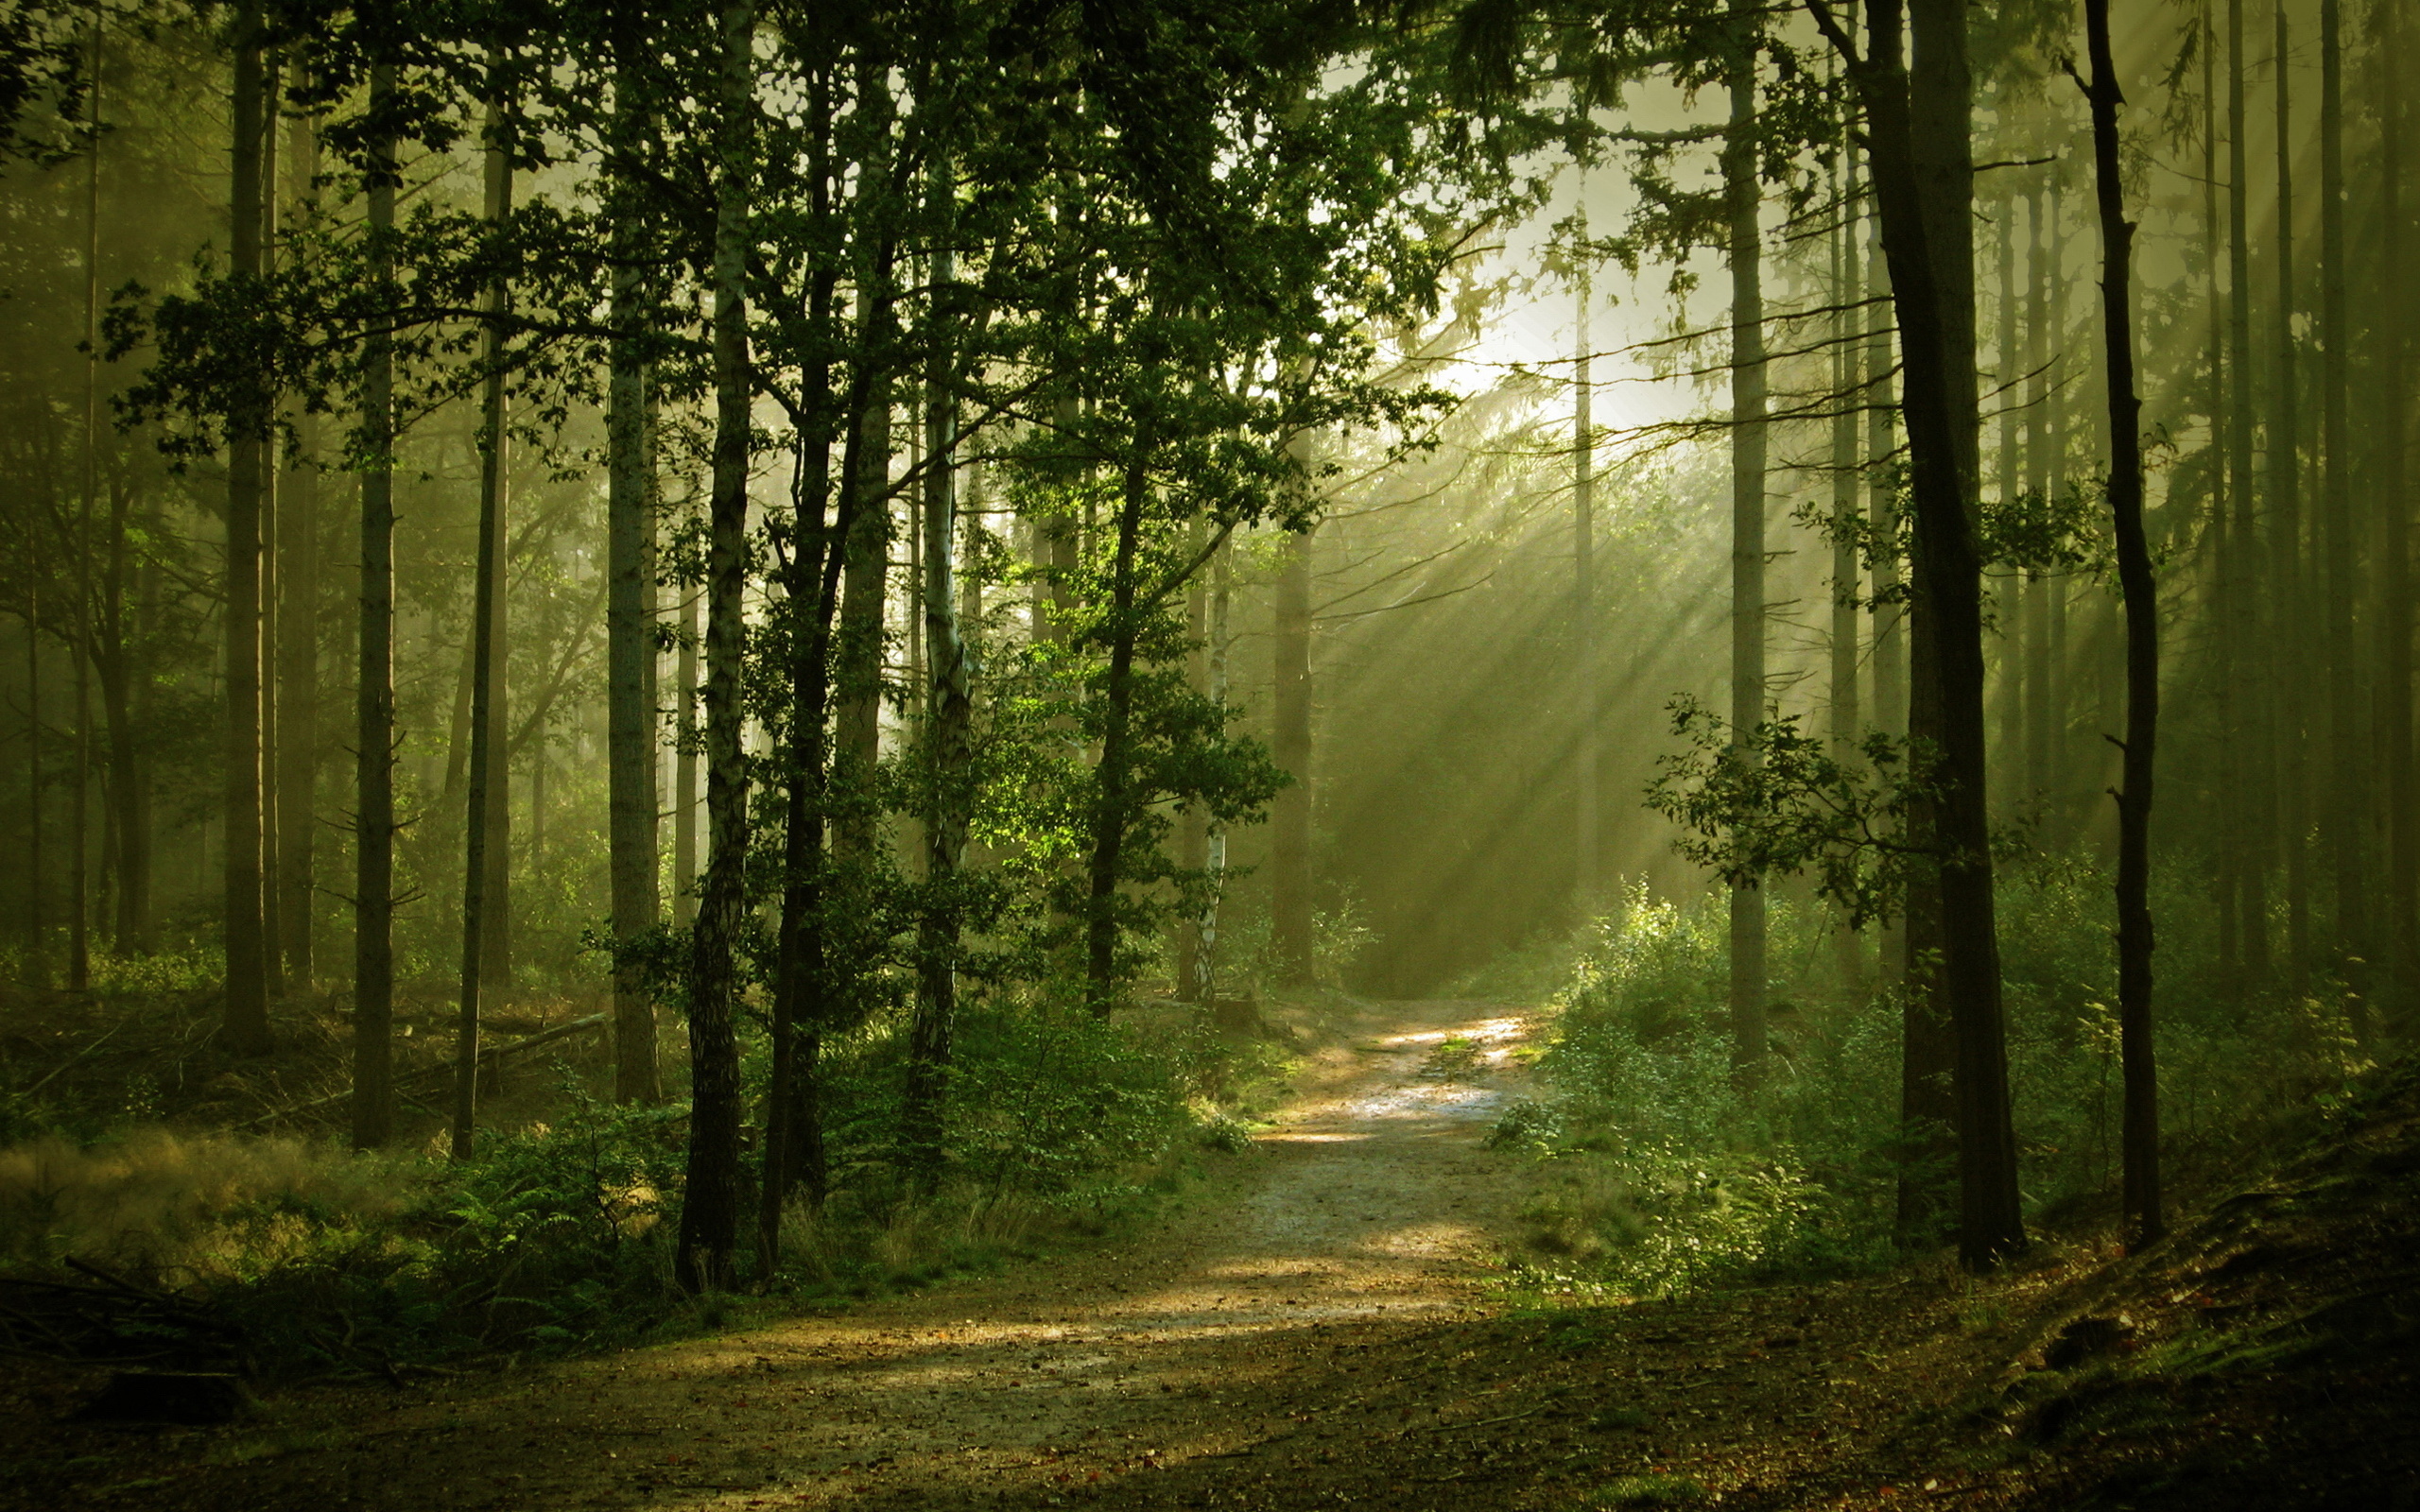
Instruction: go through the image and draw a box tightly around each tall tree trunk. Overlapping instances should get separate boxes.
[1725,9,1769,1082]
[255,60,284,1003]
[833,358,890,860]
[1199,541,1232,1003]
[1824,0,2024,1266]
[2317,0,2366,1030]
[2204,0,2240,990]
[2378,0,2418,1022]
[2227,0,2274,986]
[2024,186,2053,820]
[2271,2,2310,990]
[676,0,755,1295]
[1270,490,1315,988]
[352,66,397,1150]
[277,408,318,990]
[905,215,973,1177]
[67,15,101,988]
[1174,519,1209,998]
[220,4,271,1054]
[2080,0,2163,1251]
[761,217,838,1273]
[1991,196,2022,813]
[273,89,318,990]
[606,30,662,1105]
[1829,133,1863,995]
[1575,196,1600,916]
[674,585,700,925]
[451,101,512,1162]
[1084,445,1154,1013]
[1867,174,1908,999]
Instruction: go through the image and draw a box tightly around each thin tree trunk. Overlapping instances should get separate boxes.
[2271,1,2309,990]
[2378,0,2418,1021]
[69,15,99,989]
[2080,0,2163,1251]
[1823,0,2024,1266]
[2204,0,2240,991]
[451,101,512,1162]
[2024,187,2053,819]
[606,29,662,1105]
[220,4,270,1054]
[1083,444,1154,1013]
[905,214,972,1179]
[272,88,318,990]
[256,60,283,1004]
[2317,0,2366,1030]
[1992,196,2022,814]
[1199,541,1232,1004]
[352,66,397,1150]
[675,585,700,925]
[276,406,319,991]
[1726,9,1769,1082]
[1867,174,1907,996]
[1174,519,1209,998]
[1270,490,1315,988]
[833,353,890,860]
[1829,133,1864,995]
[2227,0,2274,986]
[676,0,755,1295]
[1575,195,1600,916]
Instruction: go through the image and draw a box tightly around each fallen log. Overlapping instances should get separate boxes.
[236,1013,609,1131]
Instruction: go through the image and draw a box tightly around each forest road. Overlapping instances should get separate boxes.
[119,998,1567,1512]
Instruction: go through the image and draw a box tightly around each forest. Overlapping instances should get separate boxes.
[0,0,2413,1507]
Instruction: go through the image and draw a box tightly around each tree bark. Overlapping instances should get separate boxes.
[606,27,662,1105]
[1829,133,1863,995]
[451,100,512,1162]
[1270,492,1315,988]
[905,215,972,1178]
[677,0,755,1295]
[220,4,270,1055]
[2271,2,2310,991]
[1726,9,1769,1082]
[352,66,397,1150]
[2377,0,2418,1022]
[2227,0,2274,986]
[2080,0,2163,1250]
[1085,443,1154,1012]
[1575,197,1600,916]
[674,585,700,925]
[1821,0,2024,1266]
[2316,0,2366,1030]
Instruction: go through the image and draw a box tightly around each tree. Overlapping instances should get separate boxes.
[2073,0,2162,1251]
[1809,0,2027,1268]
[604,16,661,1105]
[221,3,271,1056]
[675,0,755,1296]
[1724,0,1769,1083]
[352,61,397,1151]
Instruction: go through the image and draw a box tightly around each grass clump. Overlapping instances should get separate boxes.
[1578,1473,1707,1506]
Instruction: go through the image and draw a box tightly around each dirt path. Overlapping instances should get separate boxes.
[21,998,2407,1511]
[28,1000,1589,1512]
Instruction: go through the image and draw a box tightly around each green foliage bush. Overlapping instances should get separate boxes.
[0,1079,691,1377]
[1506,861,2373,1297]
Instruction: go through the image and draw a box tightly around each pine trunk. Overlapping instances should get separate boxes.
[676,0,755,1295]
[1726,17,1769,1082]
[220,7,270,1055]
[352,68,397,1150]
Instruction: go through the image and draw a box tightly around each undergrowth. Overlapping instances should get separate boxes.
[0,979,1278,1380]
[1495,859,2375,1300]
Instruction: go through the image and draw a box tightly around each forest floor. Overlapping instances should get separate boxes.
[4,995,2416,1512]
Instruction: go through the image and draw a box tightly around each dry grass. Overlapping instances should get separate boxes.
[0,1128,427,1280]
